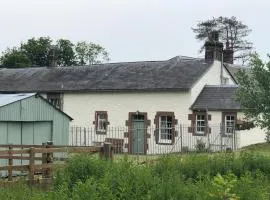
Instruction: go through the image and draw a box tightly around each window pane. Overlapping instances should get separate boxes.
[225,114,235,134]
[159,115,173,141]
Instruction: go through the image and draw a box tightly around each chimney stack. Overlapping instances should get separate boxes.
[204,31,223,61]
[223,41,234,64]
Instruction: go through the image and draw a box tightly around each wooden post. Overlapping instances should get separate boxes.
[102,142,113,160]
[29,147,35,185]
[42,143,47,179]
[8,145,13,182]
[45,141,53,181]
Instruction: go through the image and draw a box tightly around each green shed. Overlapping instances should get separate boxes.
[0,93,72,146]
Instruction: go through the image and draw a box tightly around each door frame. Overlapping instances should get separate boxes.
[125,112,150,154]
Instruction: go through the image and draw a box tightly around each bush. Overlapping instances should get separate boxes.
[3,152,270,199]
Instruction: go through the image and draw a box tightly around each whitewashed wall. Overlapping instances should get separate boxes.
[65,91,193,153]
[236,127,266,148]
[64,92,192,127]
[190,61,236,103]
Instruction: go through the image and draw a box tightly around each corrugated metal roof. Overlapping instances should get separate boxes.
[0,93,35,107]
[0,93,73,120]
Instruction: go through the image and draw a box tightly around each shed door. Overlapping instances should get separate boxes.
[22,122,52,165]
[7,122,22,172]
[33,122,52,144]
[22,122,52,145]
[0,122,8,176]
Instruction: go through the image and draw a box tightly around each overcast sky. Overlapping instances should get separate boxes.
[0,0,269,62]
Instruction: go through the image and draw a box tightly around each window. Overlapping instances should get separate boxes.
[160,116,173,141]
[47,93,62,110]
[154,112,177,144]
[196,114,206,134]
[94,111,109,134]
[224,114,235,134]
[188,112,211,136]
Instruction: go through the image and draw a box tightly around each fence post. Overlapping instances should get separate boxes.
[29,147,35,185]
[8,145,13,182]
[45,141,53,181]
[101,142,113,160]
[42,142,47,179]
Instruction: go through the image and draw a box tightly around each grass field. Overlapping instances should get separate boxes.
[2,143,270,199]
[240,142,270,153]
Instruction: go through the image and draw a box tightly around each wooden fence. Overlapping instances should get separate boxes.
[0,142,113,184]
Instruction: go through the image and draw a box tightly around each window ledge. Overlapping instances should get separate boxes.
[221,133,233,137]
[96,131,107,135]
[157,141,173,145]
[193,133,207,136]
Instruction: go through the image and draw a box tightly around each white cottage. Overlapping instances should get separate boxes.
[0,36,265,154]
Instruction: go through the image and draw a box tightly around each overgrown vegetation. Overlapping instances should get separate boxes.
[2,152,270,199]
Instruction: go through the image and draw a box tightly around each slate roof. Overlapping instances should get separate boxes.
[224,63,251,83]
[191,85,241,111]
[0,56,213,92]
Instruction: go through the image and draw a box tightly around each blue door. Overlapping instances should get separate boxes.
[131,114,145,154]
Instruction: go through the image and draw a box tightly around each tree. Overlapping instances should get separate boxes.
[0,48,31,68]
[235,54,270,130]
[75,41,109,65]
[21,37,54,66]
[192,16,253,64]
[0,37,110,68]
[56,39,76,66]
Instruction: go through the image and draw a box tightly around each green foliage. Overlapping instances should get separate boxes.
[0,48,31,68]
[3,152,270,199]
[236,54,270,130]
[195,139,207,152]
[56,39,76,66]
[192,16,253,64]
[21,37,54,66]
[0,37,110,68]
[75,41,109,65]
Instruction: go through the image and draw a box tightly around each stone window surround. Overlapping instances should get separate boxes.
[47,92,63,110]
[154,111,178,145]
[93,111,110,135]
[188,111,211,136]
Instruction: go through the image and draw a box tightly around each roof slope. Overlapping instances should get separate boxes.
[191,85,241,111]
[224,63,251,83]
[0,56,212,92]
[0,93,35,107]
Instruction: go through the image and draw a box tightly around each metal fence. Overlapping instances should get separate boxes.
[69,124,238,155]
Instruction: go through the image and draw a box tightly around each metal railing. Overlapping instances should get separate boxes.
[69,124,238,155]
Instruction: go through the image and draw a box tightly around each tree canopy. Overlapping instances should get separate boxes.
[192,16,253,64]
[0,37,110,68]
[235,54,270,130]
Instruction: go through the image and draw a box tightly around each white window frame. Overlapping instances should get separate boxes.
[196,114,206,135]
[159,116,173,144]
[224,114,235,135]
[97,114,107,133]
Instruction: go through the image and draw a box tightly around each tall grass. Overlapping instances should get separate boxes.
[2,152,270,199]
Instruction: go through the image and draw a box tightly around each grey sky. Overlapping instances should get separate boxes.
[0,0,269,62]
